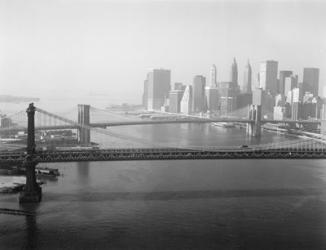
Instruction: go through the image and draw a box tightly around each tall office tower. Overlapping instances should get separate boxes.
[147,69,171,110]
[192,75,206,113]
[219,82,238,116]
[142,77,148,109]
[284,74,298,98]
[243,60,252,93]
[230,58,238,87]
[210,64,217,87]
[279,70,292,95]
[169,90,184,113]
[291,88,301,120]
[180,85,193,114]
[303,68,319,96]
[205,86,219,112]
[259,60,278,95]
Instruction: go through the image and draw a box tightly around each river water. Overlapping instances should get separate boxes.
[1,123,326,249]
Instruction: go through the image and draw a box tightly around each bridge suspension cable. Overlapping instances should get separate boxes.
[35,106,166,147]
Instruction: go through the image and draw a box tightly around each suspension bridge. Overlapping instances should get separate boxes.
[0,104,320,138]
[0,103,325,203]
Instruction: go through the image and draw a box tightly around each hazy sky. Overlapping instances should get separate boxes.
[0,0,325,109]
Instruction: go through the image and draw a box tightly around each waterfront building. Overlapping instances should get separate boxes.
[161,99,169,112]
[252,88,274,118]
[279,70,292,95]
[192,75,206,113]
[259,60,278,95]
[205,86,219,112]
[302,93,321,119]
[0,116,12,128]
[291,88,301,120]
[273,94,287,120]
[142,77,148,109]
[169,90,184,113]
[180,85,193,115]
[147,69,171,110]
[273,106,286,120]
[303,68,319,96]
[283,74,298,99]
[243,60,252,93]
[219,81,238,116]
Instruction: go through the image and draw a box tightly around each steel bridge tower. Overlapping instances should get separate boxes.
[19,103,42,203]
[77,104,90,145]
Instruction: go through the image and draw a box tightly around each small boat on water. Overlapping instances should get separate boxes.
[35,167,60,177]
[0,166,60,177]
[212,122,236,128]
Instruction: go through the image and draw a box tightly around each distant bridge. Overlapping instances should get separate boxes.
[0,118,320,134]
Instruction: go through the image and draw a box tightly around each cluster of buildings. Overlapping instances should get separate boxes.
[142,59,321,121]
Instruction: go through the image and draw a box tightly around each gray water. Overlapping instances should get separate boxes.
[1,124,326,249]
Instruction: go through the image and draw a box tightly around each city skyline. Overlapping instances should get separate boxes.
[0,0,325,109]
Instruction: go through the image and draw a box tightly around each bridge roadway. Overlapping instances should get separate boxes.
[0,118,321,133]
[1,147,326,164]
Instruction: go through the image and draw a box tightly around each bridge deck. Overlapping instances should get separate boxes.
[1,148,326,164]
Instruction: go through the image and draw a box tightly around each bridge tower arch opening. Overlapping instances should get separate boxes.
[19,103,42,203]
[247,89,262,137]
[247,105,262,137]
[77,104,91,145]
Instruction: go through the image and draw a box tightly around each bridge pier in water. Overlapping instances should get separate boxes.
[19,103,42,203]
[77,104,91,145]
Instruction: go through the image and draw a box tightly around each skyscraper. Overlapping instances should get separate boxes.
[279,70,292,95]
[210,64,217,87]
[219,81,238,116]
[169,90,184,113]
[147,69,171,110]
[291,88,301,120]
[243,60,252,93]
[205,87,219,112]
[231,58,238,86]
[192,75,206,113]
[180,85,193,115]
[303,68,319,96]
[142,77,149,109]
[259,60,278,94]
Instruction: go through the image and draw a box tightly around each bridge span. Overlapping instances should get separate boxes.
[2,147,326,165]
